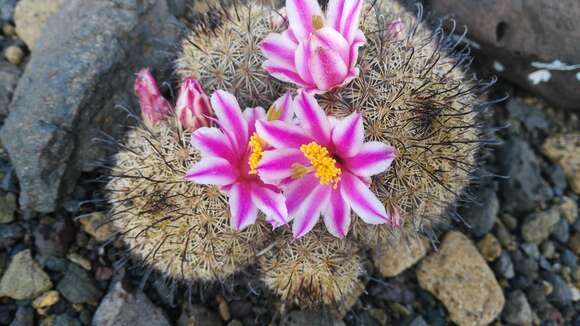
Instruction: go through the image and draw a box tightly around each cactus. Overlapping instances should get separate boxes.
[108,0,491,311]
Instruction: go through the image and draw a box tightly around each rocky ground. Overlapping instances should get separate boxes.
[0,0,578,325]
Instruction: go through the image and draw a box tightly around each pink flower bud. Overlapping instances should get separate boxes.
[175,78,212,131]
[387,18,405,40]
[134,69,172,125]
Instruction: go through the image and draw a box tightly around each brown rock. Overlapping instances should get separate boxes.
[477,234,502,262]
[431,0,580,111]
[541,133,580,194]
[569,233,580,256]
[14,0,64,49]
[417,232,505,326]
[372,236,429,278]
[78,212,113,242]
[559,197,578,224]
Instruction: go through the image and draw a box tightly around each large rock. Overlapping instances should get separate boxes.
[56,263,102,305]
[372,236,428,278]
[0,0,184,213]
[497,139,552,214]
[0,62,21,119]
[92,281,170,326]
[14,0,64,49]
[541,133,580,194]
[0,249,53,300]
[431,0,580,111]
[460,182,499,237]
[417,232,505,326]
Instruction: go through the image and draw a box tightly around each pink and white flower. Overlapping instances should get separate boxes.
[175,78,212,131]
[260,0,366,93]
[255,90,396,239]
[134,69,172,125]
[185,90,293,231]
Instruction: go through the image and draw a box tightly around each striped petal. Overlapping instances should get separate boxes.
[310,45,348,91]
[285,173,321,215]
[257,148,309,183]
[184,157,238,186]
[271,92,295,123]
[345,141,395,177]
[331,112,363,157]
[326,0,363,44]
[348,30,366,67]
[313,27,349,63]
[229,182,259,231]
[263,61,308,88]
[286,0,323,41]
[255,120,313,149]
[322,188,351,238]
[190,127,235,163]
[210,90,248,152]
[340,172,389,224]
[292,184,331,239]
[295,41,314,86]
[260,32,298,70]
[243,106,266,135]
[294,90,331,145]
[251,183,289,227]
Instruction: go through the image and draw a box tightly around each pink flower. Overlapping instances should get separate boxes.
[255,90,396,239]
[260,0,366,93]
[185,90,293,231]
[387,17,404,40]
[175,78,212,131]
[134,69,172,125]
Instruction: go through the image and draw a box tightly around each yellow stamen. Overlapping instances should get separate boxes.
[312,15,324,30]
[291,163,309,179]
[248,132,264,174]
[299,142,341,188]
[266,105,282,121]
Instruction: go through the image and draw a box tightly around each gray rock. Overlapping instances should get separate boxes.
[407,316,428,326]
[494,252,515,279]
[506,100,550,145]
[177,304,222,326]
[0,62,21,118]
[0,192,16,223]
[545,164,568,194]
[9,306,33,326]
[542,271,572,307]
[521,207,560,244]
[460,182,499,237]
[511,249,538,284]
[0,0,184,213]
[280,310,345,326]
[520,243,540,260]
[551,219,570,243]
[0,223,22,248]
[0,249,53,300]
[497,139,552,214]
[0,0,16,22]
[53,314,81,326]
[33,217,74,257]
[502,290,533,326]
[92,281,170,326]
[431,0,580,111]
[56,263,102,304]
[560,249,578,268]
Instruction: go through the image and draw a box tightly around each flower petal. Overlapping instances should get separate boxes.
[260,32,298,70]
[294,41,314,86]
[210,90,248,152]
[294,90,331,145]
[340,172,389,224]
[285,173,321,215]
[327,0,363,44]
[257,148,308,183]
[292,184,331,239]
[255,120,313,149]
[243,106,266,135]
[331,112,363,157]
[229,182,259,231]
[313,27,349,63]
[184,157,238,186]
[345,141,395,177]
[348,30,366,67]
[271,92,295,123]
[251,183,289,227]
[286,0,323,40]
[263,61,308,87]
[322,189,351,238]
[310,45,348,91]
[190,127,235,162]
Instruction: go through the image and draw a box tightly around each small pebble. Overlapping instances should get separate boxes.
[559,197,578,224]
[560,250,578,268]
[227,320,243,326]
[2,24,15,37]
[95,266,113,281]
[477,234,502,261]
[32,290,60,311]
[543,280,554,296]
[494,252,515,279]
[216,295,230,321]
[541,241,556,259]
[551,219,570,243]
[520,243,540,260]
[569,233,580,256]
[67,253,92,270]
[501,214,518,231]
[4,46,24,65]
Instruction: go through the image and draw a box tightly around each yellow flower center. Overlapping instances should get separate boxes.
[248,132,264,174]
[312,15,324,30]
[296,142,341,188]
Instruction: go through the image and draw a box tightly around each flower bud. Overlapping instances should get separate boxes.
[175,78,212,131]
[134,69,172,125]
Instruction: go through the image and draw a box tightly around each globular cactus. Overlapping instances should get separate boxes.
[108,0,490,312]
